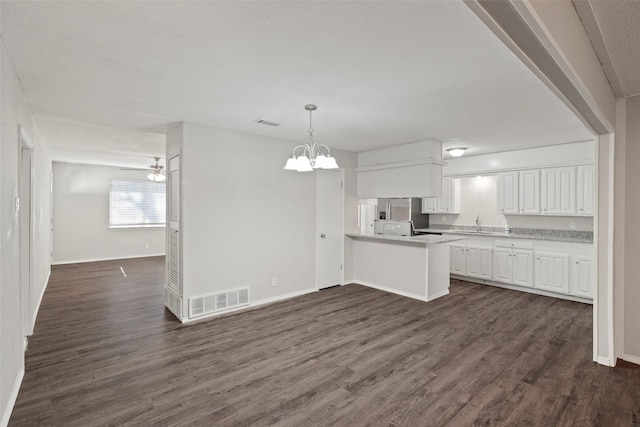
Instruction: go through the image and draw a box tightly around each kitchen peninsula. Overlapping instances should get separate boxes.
[346,233,466,302]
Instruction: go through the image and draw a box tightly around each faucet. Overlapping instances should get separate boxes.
[475,214,480,232]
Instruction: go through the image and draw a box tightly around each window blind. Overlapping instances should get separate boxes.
[109,179,166,227]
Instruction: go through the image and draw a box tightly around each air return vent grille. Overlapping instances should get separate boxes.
[254,118,281,127]
[164,287,182,318]
[189,287,249,318]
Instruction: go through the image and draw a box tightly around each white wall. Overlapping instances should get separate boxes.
[52,162,166,264]
[178,122,357,311]
[0,40,52,425]
[623,96,640,360]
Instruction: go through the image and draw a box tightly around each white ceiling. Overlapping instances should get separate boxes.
[574,0,640,98]
[1,1,594,168]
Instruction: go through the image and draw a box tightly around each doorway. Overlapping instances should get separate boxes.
[316,169,344,289]
[19,126,34,337]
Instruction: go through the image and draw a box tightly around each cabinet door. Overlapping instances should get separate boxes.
[512,249,534,288]
[519,169,540,214]
[534,251,570,294]
[466,245,492,279]
[541,167,576,215]
[450,244,466,276]
[493,247,512,283]
[497,172,519,214]
[577,165,595,216]
[438,177,461,214]
[571,256,593,298]
[421,197,437,213]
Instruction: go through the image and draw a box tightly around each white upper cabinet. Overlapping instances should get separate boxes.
[577,165,595,216]
[518,169,540,214]
[422,177,460,214]
[541,167,576,215]
[439,177,461,214]
[497,172,519,214]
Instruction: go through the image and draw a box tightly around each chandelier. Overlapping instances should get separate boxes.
[284,104,339,172]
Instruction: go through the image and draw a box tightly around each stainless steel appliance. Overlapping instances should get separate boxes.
[375,198,429,236]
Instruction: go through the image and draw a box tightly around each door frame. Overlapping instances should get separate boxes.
[18,124,35,337]
[315,168,345,290]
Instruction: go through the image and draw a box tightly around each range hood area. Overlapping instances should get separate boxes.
[356,140,447,198]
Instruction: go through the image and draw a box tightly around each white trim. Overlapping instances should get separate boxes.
[356,158,447,172]
[181,287,318,324]
[31,269,51,330]
[18,124,33,148]
[597,356,615,367]
[622,354,640,366]
[349,280,429,303]
[443,160,594,177]
[606,135,616,364]
[427,289,450,301]
[1,366,25,427]
[52,253,165,265]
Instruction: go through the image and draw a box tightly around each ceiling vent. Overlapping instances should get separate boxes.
[254,118,281,127]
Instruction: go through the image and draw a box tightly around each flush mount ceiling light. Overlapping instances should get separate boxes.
[284,104,339,172]
[446,147,468,157]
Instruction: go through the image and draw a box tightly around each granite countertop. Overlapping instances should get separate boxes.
[346,233,467,245]
[414,227,593,244]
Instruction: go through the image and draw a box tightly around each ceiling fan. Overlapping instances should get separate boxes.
[121,157,166,182]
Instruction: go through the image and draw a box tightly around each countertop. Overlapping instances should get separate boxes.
[346,233,467,245]
[414,228,593,244]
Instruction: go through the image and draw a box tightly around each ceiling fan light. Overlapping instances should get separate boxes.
[155,173,166,182]
[447,147,468,157]
[296,155,313,172]
[284,155,299,170]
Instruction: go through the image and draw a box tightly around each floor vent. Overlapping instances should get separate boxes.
[164,287,182,318]
[189,287,249,318]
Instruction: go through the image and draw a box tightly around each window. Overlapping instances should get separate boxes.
[109,179,166,227]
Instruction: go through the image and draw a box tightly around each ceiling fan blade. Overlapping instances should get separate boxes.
[120,167,150,171]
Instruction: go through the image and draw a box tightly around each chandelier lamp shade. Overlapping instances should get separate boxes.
[284,104,339,172]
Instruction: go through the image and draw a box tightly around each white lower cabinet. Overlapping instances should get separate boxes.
[449,243,466,276]
[465,244,492,280]
[571,255,594,298]
[493,247,534,288]
[534,251,570,294]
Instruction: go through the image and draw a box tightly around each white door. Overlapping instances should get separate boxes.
[449,244,466,275]
[19,130,34,336]
[466,245,492,279]
[534,251,570,294]
[577,165,595,216]
[497,172,519,214]
[519,169,540,214]
[493,247,512,283]
[316,170,343,289]
[571,256,594,298]
[512,249,534,288]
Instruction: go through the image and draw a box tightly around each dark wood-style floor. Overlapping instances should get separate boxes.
[9,257,640,426]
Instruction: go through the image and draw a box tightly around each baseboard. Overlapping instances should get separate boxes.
[597,356,615,367]
[1,366,24,427]
[622,353,640,366]
[350,280,428,302]
[32,269,50,328]
[181,287,318,324]
[427,289,450,301]
[52,253,165,265]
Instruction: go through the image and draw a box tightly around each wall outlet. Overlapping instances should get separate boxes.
[271,277,278,287]
[569,222,576,230]
[145,243,150,249]
[442,216,446,222]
